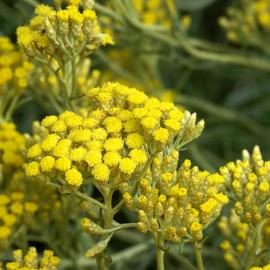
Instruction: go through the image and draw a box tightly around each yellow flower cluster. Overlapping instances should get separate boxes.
[251,264,270,270]
[25,82,204,189]
[0,122,26,171]
[130,0,191,30]
[220,146,270,224]
[219,209,270,270]
[218,0,270,46]
[0,36,33,100]
[16,0,114,58]
[0,192,38,251]
[0,247,60,270]
[124,151,228,242]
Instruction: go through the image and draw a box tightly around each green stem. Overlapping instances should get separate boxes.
[193,241,204,270]
[243,220,266,270]
[153,232,165,270]
[96,188,114,270]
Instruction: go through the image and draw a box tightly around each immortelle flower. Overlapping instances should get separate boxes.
[16,0,114,58]
[123,150,228,242]
[25,82,204,190]
[0,247,60,270]
[220,146,270,224]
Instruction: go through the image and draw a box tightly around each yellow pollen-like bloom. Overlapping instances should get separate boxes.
[153,128,169,143]
[70,147,86,162]
[126,133,145,149]
[84,150,102,167]
[65,168,83,186]
[92,163,110,181]
[27,144,43,158]
[104,138,124,151]
[25,161,40,176]
[92,128,108,141]
[41,134,61,151]
[0,195,11,206]
[190,221,202,232]
[141,117,157,130]
[0,226,11,239]
[41,115,58,127]
[24,202,38,213]
[69,129,92,142]
[119,158,136,174]
[40,156,55,172]
[129,149,147,164]
[103,151,122,167]
[53,139,72,157]
[55,156,72,171]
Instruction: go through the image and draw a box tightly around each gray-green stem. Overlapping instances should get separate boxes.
[193,241,204,270]
[153,232,165,270]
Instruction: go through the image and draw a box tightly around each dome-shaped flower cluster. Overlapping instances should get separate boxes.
[25,82,204,189]
[220,146,270,224]
[0,247,60,270]
[123,150,228,242]
[17,0,114,58]
[0,192,38,252]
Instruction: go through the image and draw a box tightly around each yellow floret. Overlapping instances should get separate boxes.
[124,119,139,133]
[86,140,103,150]
[119,158,136,174]
[190,221,202,232]
[82,117,99,128]
[104,117,122,133]
[40,156,55,172]
[92,128,108,141]
[0,226,11,239]
[103,151,121,167]
[200,198,218,214]
[169,109,184,121]
[11,192,24,201]
[35,4,53,16]
[65,115,83,128]
[104,138,124,151]
[126,133,144,149]
[128,91,148,105]
[25,161,40,176]
[65,168,83,186]
[55,157,72,171]
[0,195,11,206]
[53,139,72,157]
[92,163,110,182]
[51,120,67,133]
[24,202,38,213]
[84,150,102,167]
[11,202,23,215]
[69,129,91,142]
[41,134,61,151]
[141,117,157,130]
[164,119,180,132]
[133,108,148,119]
[160,101,175,112]
[129,149,147,164]
[41,115,58,127]
[57,10,70,22]
[70,147,86,161]
[2,214,17,227]
[153,128,169,143]
[83,10,97,21]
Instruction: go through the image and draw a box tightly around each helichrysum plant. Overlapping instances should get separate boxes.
[219,146,270,269]
[1,0,270,269]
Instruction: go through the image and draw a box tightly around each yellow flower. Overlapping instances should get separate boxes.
[119,158,136,174]
[65,168,83,186]
[25,161,40,176]
[0,226,11,239]
[92,163,110,182]
[126,133,144,149]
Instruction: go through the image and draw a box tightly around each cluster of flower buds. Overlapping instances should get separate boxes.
[0,192,38,252]
[0,247,60,270]
[218,1,270,46]
[220,146,270,224]
[124,150,228,242]
[219,209,270,270]
[25,82,204,190]
[17,0,114,58]
[0,37,33,98]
